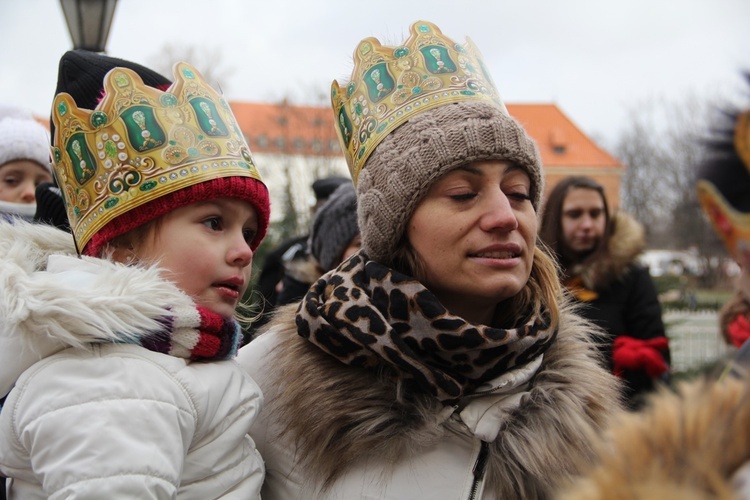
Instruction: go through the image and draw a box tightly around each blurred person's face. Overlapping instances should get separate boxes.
[406,160,536,325]
[561,187,607,257]
[340,234,361,264]
[0,160,52,204]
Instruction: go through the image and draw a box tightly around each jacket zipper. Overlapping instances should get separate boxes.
[468,441,489,500]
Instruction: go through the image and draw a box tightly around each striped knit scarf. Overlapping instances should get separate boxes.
[140,305,242,361]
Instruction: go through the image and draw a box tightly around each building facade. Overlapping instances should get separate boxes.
[230,101,623,224]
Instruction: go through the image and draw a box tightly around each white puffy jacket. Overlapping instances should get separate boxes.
[0,221,264,499]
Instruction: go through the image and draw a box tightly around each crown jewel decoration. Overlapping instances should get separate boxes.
[52,62,262,252]
[696,108,750,273]
[697,181,750,273]
[331,20,507,184]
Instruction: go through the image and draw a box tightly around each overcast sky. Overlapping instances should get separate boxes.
[2,0,748,149]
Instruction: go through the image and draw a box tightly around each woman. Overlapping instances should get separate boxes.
[240,21,621,499]
[539,176,670,409]
[559,86,750,498]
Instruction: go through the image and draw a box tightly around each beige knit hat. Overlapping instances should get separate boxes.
[331,21,542,266]
[357,100,541,266]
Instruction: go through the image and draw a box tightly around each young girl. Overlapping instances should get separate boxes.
[240,21,621,499]
[539,176,670,409]
[0,104,53,222]
[0,50,269,498]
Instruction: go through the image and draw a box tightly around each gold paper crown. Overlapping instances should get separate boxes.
[696,109,750,272]
[331,20,507,184]
[697,181,750,271]
[51,62,262,252]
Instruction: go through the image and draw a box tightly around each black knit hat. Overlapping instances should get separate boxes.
[55,49,171,109]
[50,50,271,256]
[33,181,71,232]
[308,182,359,270]
[312,176,350,202]
[50,50,172,139]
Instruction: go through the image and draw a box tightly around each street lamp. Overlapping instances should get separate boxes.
[59,0,119,52]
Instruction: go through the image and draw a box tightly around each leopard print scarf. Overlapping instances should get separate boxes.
[296,253,557,404]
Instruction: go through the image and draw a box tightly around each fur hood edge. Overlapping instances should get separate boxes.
[0,220,193,351]
[260,301,622,497]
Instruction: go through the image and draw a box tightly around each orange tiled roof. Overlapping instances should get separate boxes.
[229,100,622,168]
[507,104,621,168]
[230,100,341,157]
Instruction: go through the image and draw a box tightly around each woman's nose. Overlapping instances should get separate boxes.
[480,189,519,232]
[579,215,594,229]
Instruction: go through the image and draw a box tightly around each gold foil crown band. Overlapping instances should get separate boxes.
[697,109,750,272]
[331,20,507,184]
[51,62,262,252]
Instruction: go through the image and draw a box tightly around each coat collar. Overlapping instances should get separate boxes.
[0,220,192,398]
[257,301,622,497]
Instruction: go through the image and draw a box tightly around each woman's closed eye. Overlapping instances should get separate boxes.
[449,191,477,201]
[506,191,532,202]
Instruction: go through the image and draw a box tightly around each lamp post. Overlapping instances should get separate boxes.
[59,0,119,52]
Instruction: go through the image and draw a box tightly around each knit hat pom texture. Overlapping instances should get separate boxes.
[0,104,51,173]
[309,182,358,270]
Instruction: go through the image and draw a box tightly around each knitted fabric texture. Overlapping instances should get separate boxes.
[0,200,36,223]
[140,305,242,361]
[53,50,172,114]
[33,182,70,232]
[308,182,358,270]
[612,335,670,378]
[84,175,269,257]
[0,104,51,173]
[355,100,542,266]
[312,176,350,202]
[53,50,270,257]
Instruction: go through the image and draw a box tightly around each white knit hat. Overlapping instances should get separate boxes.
[0,104,51,173]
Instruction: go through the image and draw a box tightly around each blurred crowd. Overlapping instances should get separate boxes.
[0,19,749,500]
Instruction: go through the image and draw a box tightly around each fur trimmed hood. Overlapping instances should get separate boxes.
[250,301,622,498]
[572,211,646,291]
[0,220,193,398]
[558,375,750,499]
